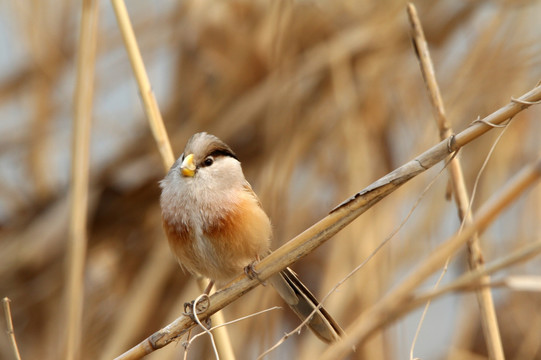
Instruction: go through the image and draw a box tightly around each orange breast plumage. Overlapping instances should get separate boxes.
[162,188,271,285]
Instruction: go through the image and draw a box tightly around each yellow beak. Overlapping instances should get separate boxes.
[180,153,196,177]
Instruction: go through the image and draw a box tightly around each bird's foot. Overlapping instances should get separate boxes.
[183,294,211,328]
[244,261,267,286]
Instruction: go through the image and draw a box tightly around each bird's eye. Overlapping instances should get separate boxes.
[203,156,214,167]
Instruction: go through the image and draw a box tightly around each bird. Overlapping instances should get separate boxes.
[159,132,343,343]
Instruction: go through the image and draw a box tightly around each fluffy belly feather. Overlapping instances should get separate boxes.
[163,192,271,285]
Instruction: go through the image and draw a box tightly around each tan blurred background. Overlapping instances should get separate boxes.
[1,0,541,359]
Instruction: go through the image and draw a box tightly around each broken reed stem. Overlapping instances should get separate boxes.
[64,1,98,359]
[3,298,22,360]
[407,3,504,360]
[320,158,541,360]
[110,1,234,359]
[114,83,541,360]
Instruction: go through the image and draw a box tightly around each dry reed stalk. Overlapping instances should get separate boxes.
[110,0,174,172]
[2,298,22,360]
[407,4,503,359]
[114,82,541,359]
[320,158,541,360]
[63,1,99,359]
[110,1,234,359]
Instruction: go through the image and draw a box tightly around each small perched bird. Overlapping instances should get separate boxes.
[160,132,342,343]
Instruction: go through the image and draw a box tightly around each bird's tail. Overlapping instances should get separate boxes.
[268,267,343,343]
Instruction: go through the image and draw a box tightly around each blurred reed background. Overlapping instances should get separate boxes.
[1,0,541,359]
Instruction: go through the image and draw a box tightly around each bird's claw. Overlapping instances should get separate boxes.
[183,301,195,317]
[183,295,211,328]
[244,261,266,286]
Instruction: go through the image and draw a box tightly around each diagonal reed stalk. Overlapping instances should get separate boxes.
[114,81,541,359]
[407,3,504,359]
[63,1,99,359]
[110,0,174,172]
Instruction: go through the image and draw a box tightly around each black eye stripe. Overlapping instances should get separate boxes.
[208,149,238,160]
[198,149,238,168]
